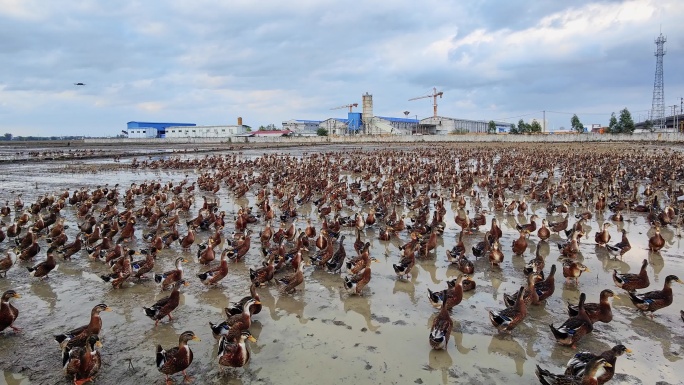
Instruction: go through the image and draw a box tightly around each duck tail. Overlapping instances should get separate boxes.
[143,306,157,318]
[155,345,166,369]
[549,323,567,340]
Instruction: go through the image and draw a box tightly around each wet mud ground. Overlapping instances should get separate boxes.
[0,143,683,385]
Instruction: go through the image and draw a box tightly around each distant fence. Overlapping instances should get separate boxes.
[83,132,684,145]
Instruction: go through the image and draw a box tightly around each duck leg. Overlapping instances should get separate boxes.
[74,377,93,385]
[182,370,193,383]
[10,325,22,332]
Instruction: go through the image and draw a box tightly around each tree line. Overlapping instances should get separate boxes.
[487,107,640,135]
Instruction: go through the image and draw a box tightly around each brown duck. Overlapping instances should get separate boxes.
[613,259,649,292]
[567,289,618,324]
[156,330,200,384]
[144,280,188,326]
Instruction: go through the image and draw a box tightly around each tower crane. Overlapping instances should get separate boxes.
[409,87,443,117]
[330,103,358,112]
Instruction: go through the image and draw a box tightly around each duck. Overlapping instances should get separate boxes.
[523,243,545,276]
[143,280,189,327]
[489,286,527,333]
[567,289,618,324]
[198,248,231,286]
[343,267,372,295]
[516,214,538,233]
[55,304,112,351]
[628,274,682,318]
[346,242,376,275]
[446,231,466,261]
[17,238,40,261]
[648,224,665,252]
[156,330,200,385]
[536,357,612,385]
[154,257,187,290]
[562,260,590,285]
[450,252,474,275]
[100,256,132,289]
[0,290,21,333]
[0,251,18,278]
[429,295,453,350]
[564,345,631,385]
[535,264,557,302]
[213,298,260,339]
[549,215,569,234]
[27,245,58,279]
[223,284,261,317]
[557,230,579,257]
[537,219,551,241]
[504,273,541,307]
[217,330,257,370]
[462,276,476,292]
[489,218,503,242]
[250,253,275,287]
[472,231,491,259]
[594,222,611,246]
[326,235,346,273]
[511,229,529,256]
[613,259,649,292]
[63,334,103,385]
[606,229,631,258]
[57,233,82,260]
[488,241,504,267]
[197,238,215,265]
[392,245,416,279]
[277,251,304,293]
[132,249,156,279]
[178,225,196,250]
[549,292,593,348]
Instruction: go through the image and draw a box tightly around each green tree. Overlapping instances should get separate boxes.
[488,120,496,134]
[516,119,530,134]
[618,108,635,134]
[571,114,584,133]
[529,120,542,133]
[243,125,252,132]
[2,133,11,141]
[607,113,618,134]
[643,119,653,132]
[316,128,328,136]
[509,123,518,134]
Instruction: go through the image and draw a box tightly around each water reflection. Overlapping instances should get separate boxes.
[487,333,527,376]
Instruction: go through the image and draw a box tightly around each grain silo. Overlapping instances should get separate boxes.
[362,92,373,135]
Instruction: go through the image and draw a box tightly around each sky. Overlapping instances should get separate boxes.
[0,0,683,136]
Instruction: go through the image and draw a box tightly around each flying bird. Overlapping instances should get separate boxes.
[74,83,86,86]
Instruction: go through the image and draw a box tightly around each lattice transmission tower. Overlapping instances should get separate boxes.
[650,32,666,130]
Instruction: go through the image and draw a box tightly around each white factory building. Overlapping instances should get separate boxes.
[164,125,246,138]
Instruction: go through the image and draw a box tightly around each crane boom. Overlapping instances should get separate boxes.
[409,87,443,117]
[330,103,359,112]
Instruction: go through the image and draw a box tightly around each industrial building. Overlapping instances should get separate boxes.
[281,120,322,136]
[125,122,196,138]
[125,118,247,139]
[419,116,510,135]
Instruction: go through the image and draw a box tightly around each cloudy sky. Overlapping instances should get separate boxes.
[0,0,682,136]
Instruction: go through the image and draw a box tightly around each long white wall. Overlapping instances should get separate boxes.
[85,132,684,145]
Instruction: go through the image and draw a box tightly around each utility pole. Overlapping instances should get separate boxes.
[543,110,546,133]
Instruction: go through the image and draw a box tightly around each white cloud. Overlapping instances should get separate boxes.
[0,0,682,135]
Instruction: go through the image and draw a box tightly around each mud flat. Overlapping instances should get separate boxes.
[0,142,682,385]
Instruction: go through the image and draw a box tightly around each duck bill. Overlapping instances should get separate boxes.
[248,335,257,342]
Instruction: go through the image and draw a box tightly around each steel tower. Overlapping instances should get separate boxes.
[650,33,666,130]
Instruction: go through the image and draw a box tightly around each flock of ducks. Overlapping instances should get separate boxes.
[0,144,683,385]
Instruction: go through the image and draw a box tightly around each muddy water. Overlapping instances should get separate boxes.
[0,144,683,385]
